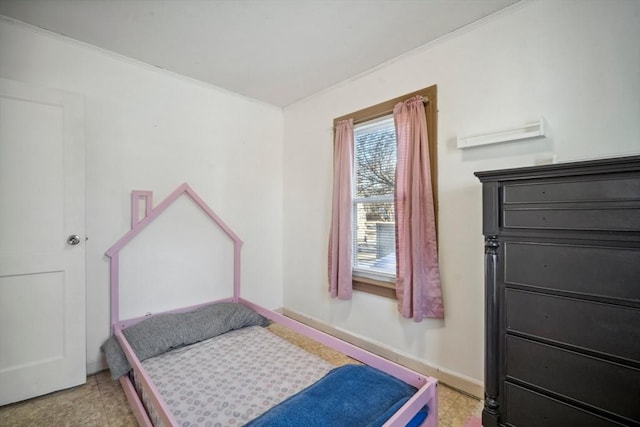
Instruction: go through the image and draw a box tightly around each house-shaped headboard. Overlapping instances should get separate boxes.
[105,183,243,329]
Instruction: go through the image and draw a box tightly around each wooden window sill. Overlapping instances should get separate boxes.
[353,275,397,300]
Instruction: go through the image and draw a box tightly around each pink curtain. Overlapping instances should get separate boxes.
[328,119,354,299]
[394,96,444,320]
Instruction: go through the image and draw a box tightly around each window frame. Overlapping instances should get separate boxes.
[333,85,438,299]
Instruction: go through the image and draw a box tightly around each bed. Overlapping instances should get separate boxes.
[102,183,439,427]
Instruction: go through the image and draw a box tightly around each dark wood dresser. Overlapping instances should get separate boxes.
[474,155,640,427]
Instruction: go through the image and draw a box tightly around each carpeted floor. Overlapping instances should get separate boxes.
[464,415,484,427]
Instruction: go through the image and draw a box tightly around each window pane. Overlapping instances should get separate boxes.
[354,201,396,275]
[354,116,396,199]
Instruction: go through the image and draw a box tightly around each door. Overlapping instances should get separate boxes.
[0,78,86,405]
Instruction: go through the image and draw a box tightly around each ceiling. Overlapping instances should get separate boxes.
[0,0,520,107]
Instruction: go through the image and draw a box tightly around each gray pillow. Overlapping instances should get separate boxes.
[101,302,269,379]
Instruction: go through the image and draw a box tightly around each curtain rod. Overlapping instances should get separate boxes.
[332,93,431,132]
[349,96,429,126]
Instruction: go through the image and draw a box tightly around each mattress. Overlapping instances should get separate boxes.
[133,325,335,427]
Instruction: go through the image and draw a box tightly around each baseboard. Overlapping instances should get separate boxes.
[86,357,108,376]
[282,308,483,399]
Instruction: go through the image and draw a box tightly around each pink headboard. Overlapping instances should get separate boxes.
[105,183,243,329]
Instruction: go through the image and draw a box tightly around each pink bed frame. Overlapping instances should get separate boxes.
[105,183,439,427]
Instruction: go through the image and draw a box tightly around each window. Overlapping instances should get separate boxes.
[353,115,397,280]
[333,85,438,299]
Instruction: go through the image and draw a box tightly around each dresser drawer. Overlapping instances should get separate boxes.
[504,242,640,302]
[502,177,640,204]
[502,207,640,231]
[505,382,625,426]
[506,289,640,363]
[506,336,640,423]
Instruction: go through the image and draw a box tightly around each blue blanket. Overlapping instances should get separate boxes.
[245,364,428,427]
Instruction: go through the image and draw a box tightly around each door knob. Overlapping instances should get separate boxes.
[67,235,81,246]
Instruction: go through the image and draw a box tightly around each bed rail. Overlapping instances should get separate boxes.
[115,327,177,427]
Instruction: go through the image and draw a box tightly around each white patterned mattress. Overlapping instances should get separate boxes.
[133,325,335,427]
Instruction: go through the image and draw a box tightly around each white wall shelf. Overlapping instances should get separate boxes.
[457,117,546,149]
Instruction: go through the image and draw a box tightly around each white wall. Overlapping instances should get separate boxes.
[0,18,284,373]
[282,0,640,387]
